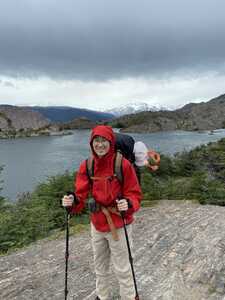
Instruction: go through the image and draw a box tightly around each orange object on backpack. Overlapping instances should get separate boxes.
[145,150,160,171]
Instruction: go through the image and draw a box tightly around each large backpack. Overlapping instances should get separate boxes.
[115,133,135,163]
[86,133,139,185]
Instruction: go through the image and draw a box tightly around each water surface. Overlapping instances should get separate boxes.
[1,129,225,201]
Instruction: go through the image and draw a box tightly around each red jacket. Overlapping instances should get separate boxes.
[70,125,142,232]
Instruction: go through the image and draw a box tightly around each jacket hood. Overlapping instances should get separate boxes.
[90,125,115,157]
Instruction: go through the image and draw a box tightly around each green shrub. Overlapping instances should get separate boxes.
[0,171,90,254]
[141,138,225,204]
[1,138,225,254]
[0,165,6,209]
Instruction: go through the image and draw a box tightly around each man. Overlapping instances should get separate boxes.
[62,125,142,300]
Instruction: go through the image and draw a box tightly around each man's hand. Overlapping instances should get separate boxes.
[62,194,74,207]
[116,199,129,212]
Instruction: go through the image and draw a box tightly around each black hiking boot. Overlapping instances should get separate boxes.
[95,297,100,300]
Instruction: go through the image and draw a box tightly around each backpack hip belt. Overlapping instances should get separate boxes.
[101,206,120,241]
[89,199,120,241]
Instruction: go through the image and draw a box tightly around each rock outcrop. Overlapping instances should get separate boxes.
[0,105,50,132]
[0,105,73,138]
[1,200,225,299]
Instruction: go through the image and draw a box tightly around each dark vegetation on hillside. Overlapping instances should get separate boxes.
[30,106,114,123]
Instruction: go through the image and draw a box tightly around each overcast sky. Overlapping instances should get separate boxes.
[0,0,225,110]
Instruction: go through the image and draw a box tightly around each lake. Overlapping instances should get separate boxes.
[1,128,225,201]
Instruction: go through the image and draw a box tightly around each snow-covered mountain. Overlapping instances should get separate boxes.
[105,102,170,117]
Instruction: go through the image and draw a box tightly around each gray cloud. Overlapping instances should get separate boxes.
[0,79,16,87]
[0,0,225,80]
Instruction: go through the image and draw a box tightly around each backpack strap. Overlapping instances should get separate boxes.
[114,151,123,184]
[86,156,94,181]
[86,152,123,184]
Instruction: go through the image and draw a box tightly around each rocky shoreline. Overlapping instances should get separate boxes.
[0,127,73,139]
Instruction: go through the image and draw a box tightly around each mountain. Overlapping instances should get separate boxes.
[0,105,50,132]
[0,104,114,138]
[105,102,170,117]
[29,106,114,123]
[109,94,225,133]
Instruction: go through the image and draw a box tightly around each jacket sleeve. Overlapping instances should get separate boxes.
[122,159,142,214]
[70,160,91,214]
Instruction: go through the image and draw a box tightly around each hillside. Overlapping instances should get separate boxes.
[0,105,50,132]
[29,106,114,123]
[1,201,225,299]
[110,94,225,133]
[0,105,82,138]
[59,117,97,130]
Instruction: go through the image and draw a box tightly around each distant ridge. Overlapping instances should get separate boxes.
[28,106,115,123]
[0,104,115,138]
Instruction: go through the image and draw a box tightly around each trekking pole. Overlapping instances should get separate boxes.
[121,211,140,300]
[65,209,70,300]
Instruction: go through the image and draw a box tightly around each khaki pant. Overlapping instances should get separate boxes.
[91,223,135,300]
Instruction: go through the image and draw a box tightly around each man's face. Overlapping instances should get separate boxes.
[92,136,110,157]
